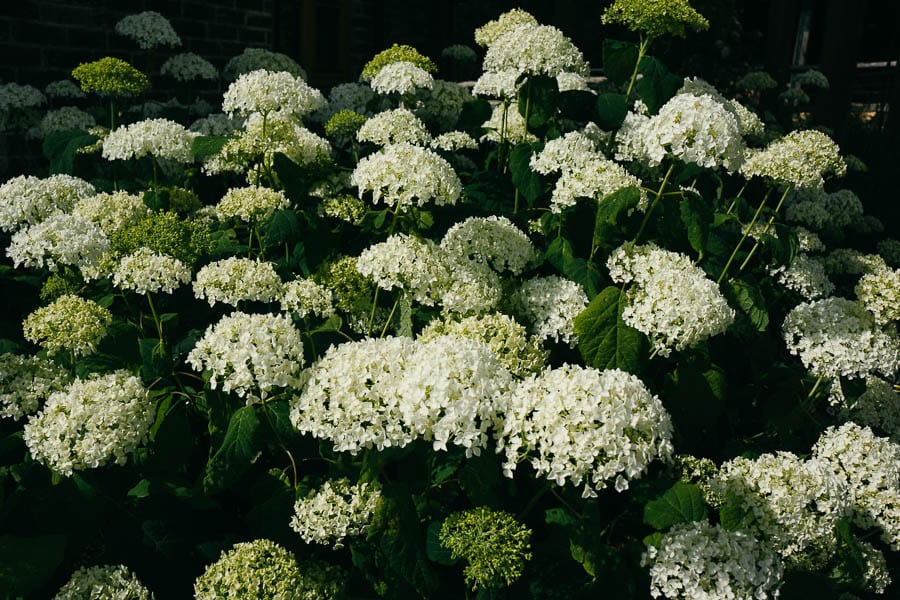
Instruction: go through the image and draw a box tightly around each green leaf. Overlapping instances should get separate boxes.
[545,507,578,527]
[460,453,502,506]
[142,189,170,211]
[594,186,641,247]
[0,534,66,596]
[272,152,309,201]
[311,314,343,334]
[42,130,98,174]
[260,398,295,443]
[518,75,559,129]
[262,209,301,246]
[723,278,769,331]
[573,285,645,374]
[128,478,153,499]
[635,57,681,114]
[544,237,603,298]
[457,99,493,138]
[595,93,628,130]
[558,90,597,122]
[718,490,754,531]
[203,405,263,494]
[425,521,456,565]
[191,135,228,159]
[139,338,170,380]
[679,193,711,258]
[643,481,708,530]
[602,39,639,85]
[508,144,543,204]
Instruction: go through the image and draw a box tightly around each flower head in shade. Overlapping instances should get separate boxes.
[361,44,437,81]
[223,48,307,81]
[735,70,777,92]
[72,57,150,96]
[290,479,381,549]
[475,9,539,48]
[222,69,326,118]
[22,294,112,357]
[370,61,434,96]
[602,0,709,39]
[24,371,154,476]
[39,106,96,137]
[356,107,431,146]
[160,52,218,82]
[102,118,198,163]
[214,185,290,223]
[769,253,834,300]
[193,257,283,307]
[480,101,537,144]
[44,79,85,100]
[53,564,154,600]
[113,248,192,295]
[740,129,846,189]
[115,11,181,49]
[324,109,366,138]
[855,265,900,325]
[430,130,478,152]
[0,353,72,421]
[483,23,589,79]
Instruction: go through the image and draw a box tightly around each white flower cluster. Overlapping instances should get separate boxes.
[39,106,96,136]
[416,80,473,132]
[160,52,218,81]
[7,213,109,273]
[607,243,735,357]
[740,129,846,189]
[290,479,381,548]
[193,257,283,307]
[430,130,478,152]
[291,336,512,454]
[190,113,242,137]
[187,311,305,402]
[483,23,589,78]
[102,118,198,163]
[475,8,538,47]
[795,227,826,253]
[857,540,893,594]
[113,248,192,295]
[842,377,900,443]
[856,265,899,325]
[496,365,674,497]
[616,93,745,172]
[556,71,592,93]
[356,234,446,306]
[53,564,153,600]
[480,102,536,144]
[215,185,290,223]
[280,278,335,319]
[513,275,587,346]
[0,173,95,232]
[223,48,307,81]
[782,297,899,388]
[370,61,434,95]
[710,451,851,567]
[222,69,326,118]
[0,82,46,112]
[325,82,377,116]
[0,353,72,421]
[822,248,886,277]
[472,69,518,99]
[677,77,764,138]
[23,371,154,476]
[23,294,112,357]
[769,253,834,300]
[351,142,462,212]
[356,107,431,146]
[441,216,536,275]
[115,11,181,49]
[72,191,149,235]
[813,422,900,551]
[194,539,311,600]
[642,522,783,600]
[45,79,85,100]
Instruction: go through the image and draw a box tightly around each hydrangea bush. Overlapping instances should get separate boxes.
[1,5,898,598]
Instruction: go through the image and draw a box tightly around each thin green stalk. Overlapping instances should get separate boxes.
[738,184,793,272]
[807,374,826,400]
[379,295,401,338]
[725,182,747,214]
[624,36,652,100]
[629,162,675,250]
[716,187,773,285]
[146,292,164,342]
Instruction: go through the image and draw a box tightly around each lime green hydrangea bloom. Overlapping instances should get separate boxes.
[111,210,212,266]
[71,57,150,96]
[324,110,367,138]
[602,0,709,39]
[361,44,437,81]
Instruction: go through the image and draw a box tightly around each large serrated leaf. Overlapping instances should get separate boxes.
[643,481,708,530]
[508,144,543,203]
[595,93,628,130]
[718,490,754,531]
[602,39,639,85]
[544,237,603,299]
[573,285,645,374]
[679,192,712,258]
[203,405,263,493]
[191,135,227,159]
[425,521,457,565]
[594,186,641,247]
[262,209,301,246]
[43,129,98,174]
[723,278,769,331]
[635,57,681,114]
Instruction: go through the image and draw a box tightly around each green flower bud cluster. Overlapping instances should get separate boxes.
[361,44,437,81]
[111,210,212,267]
[601,0,709,39]
[71,57,150,96]
[324,109,367,139]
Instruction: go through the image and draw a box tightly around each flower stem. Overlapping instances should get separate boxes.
[716,187,772,285]
[146,292,164,342]
[738,184,793,272]
[629,162,675,250]
[624,36,651,100]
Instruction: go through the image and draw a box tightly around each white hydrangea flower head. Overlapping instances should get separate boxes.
[496,365,674,497]
[0,82,45,123]
[356,107,431,146]
[642,522,783,600]
[472,69,519,99]
[370,60,434,96]
[290,479,381,549]
[160,52,218,82]
[326,82,377,116]
[53,564,154,600]
[550,156,644,212]
[22,294,111,357]
[822,248,886,277]
[530,130,599,175]
[607,243,735,357]
[356,234,448,307]
[441,216,536,275]
[769,253,834,300]
[72,191,149,236]
[857,540,892,594]
[782,297,899,390]
[795,227,825,253]
[841,377,900,443]
[214,185,290,223]
[480,101,537,144]
[190,113,243,137]
[23,371,154,476]
[615,93,745,171]
[7,213,109,274]
[439,258,504,316]
[709,451,852,567]
[193,257,283,307]
[740,129,846,189]
[513,275,588,346]
[483,23,589,78]
[475,8,539,47]
[822,189,864,230]
[415,79,473,132]
[0,353,72,421]
[102,118,198,163]
[350,142,462,212]
[556,71,593,93]
[39,106,96,137]
[441,44,478,61]
[677,77,764,138]
[730,99,765,138]
[187,311,305,402]
[45,79,85,100]
[115,10,181,49]
[280,278,335,319]
[856,265,900,325]
[113,248,192,295]
[0,174,95,232]
[194,539,310,600]
[222,69,326,118]
[430,130,478,152]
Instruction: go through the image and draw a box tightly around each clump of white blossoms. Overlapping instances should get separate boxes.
[615,93,745,172]
[856,265,900,325]
[740,129,846,189]
[782,297,899,393]
[0,174,95,232]
[513,275,588,346]
[642,521,783,600]
[281,278,335,319]
[53,564,154,600]
[356,234,447,307]
[113,248,192,295]
[324,82,377,116]
[102,118,198,164]
[475,8,538,47]
[190,113,242,137]
[441,216,536,275]
[187,311,305,402]
[214,185,290,223]
[115,11,181,49]
[39,106,96,136]
[72,191,149,235]
[0,353,72,421]
[23,371,154,476]
[709,452,851,567]
[370,61,434,96]
[483,23,589,78]
[45,79,85,100]
[472,69,519,99]
[23,294,111,357]
[223,47,307,81]
[841,377,900,443]
[496,365,674,497]
[607,243,735,357]
[160,52,218,82]
[812,422,900,550]
[193,257,283,307]
[351,142,462,212]
[290,479,381,549]
[356,107,431,146]
[769,253,834,300]
[6,213,109,273]
[222,69,326,118]
[822,247,886,277]
[430,130,478,152]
